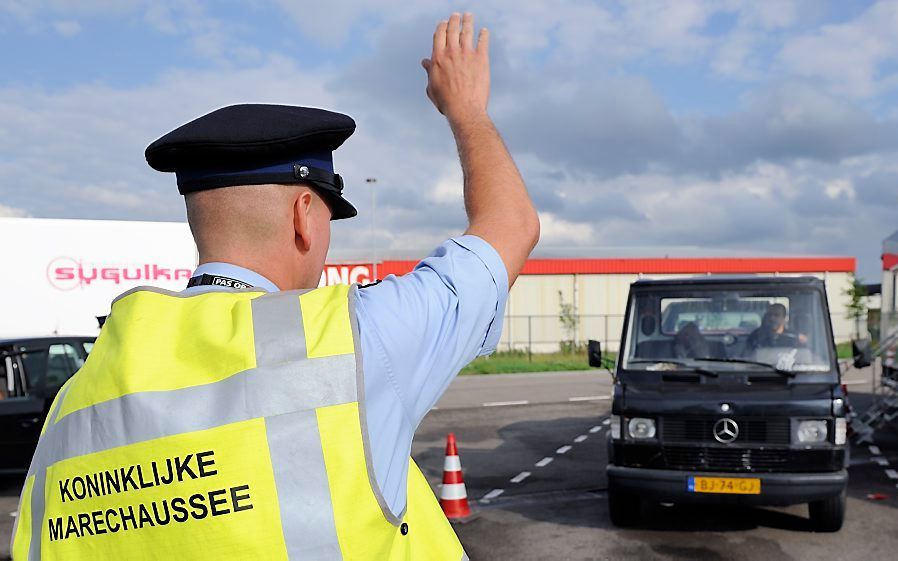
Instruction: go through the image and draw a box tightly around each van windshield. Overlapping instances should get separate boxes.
[622,286,834,374]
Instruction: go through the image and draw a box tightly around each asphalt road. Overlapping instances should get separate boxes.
[433,370,614,409]
[1,367,895,560]
[412,369,898,561]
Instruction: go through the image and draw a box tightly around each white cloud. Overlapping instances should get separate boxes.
[777,0,898,98]
[142,2,178,34]
[0,55,335,222]
[0,203,30,217]
[823,179,855,201]
[272,0,403,48]
[428,169,463,205]
[617,0,714,61]
[712,28,762,79]
[0,0,138,32]
[79,184,149,210]
[2,0,896,281]
[732,0,809,30]
[709,0,824,81]
[52,20,81,37]
[536,212,593,246]
[1,1,255,63]
[275,0,715,66]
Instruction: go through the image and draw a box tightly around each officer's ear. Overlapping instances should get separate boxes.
[293,189,314,252]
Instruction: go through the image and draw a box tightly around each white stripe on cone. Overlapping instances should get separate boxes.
[443,455,462,472]
[440,483,468,500]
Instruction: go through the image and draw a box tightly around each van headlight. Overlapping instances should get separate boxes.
[627,417,657,440]
[797,420,828,443]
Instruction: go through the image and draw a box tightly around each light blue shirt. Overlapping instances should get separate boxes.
[184,235,508,517]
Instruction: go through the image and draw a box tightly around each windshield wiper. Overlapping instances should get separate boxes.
[627,359,719,377]
[691,357,796,378]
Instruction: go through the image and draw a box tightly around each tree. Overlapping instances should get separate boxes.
[844,274,868,340]
[558,290,579,353]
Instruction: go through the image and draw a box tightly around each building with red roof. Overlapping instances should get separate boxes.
[323,255,858,352]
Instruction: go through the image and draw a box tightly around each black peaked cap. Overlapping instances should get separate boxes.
[145,104,358,219]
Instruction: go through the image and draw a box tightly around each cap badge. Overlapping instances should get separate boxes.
[294,164,310,179]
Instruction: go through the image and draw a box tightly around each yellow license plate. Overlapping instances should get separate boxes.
[688,476,761,494]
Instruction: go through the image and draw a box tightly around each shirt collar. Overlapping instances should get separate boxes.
[185,262,280,293]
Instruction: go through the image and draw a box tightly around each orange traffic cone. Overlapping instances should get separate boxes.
[439,433,472,519]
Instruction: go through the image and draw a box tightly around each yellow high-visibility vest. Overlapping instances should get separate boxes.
[12,284,466,560]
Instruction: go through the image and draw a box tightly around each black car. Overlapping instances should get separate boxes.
[0,336,95,472]
[591,276,850,532]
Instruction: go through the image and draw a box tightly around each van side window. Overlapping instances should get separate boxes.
[45,344,83,389]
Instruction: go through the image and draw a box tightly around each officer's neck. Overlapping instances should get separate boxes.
[197,251,320,291]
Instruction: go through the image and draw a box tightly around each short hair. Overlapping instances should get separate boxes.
[768,303,787,316]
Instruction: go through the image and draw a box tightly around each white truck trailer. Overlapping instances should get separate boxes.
[0,218,197,338]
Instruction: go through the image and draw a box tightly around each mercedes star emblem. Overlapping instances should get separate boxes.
[713,418,739,444]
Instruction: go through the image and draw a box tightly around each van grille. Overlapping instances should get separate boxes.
[662,417,790,445]
[613,443,845,473]
[663,446,788,471]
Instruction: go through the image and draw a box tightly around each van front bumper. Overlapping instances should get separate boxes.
[607,465,847,506]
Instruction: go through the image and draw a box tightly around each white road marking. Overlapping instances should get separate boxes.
[568,395,610,402]
[589,426,602,433]
[843,379,871,385]
[483,400,529,407]
[9,512,16,518]
[602,418,611,426]
[869,445,882,456]
[885,469,898,480]
[535,457,554,467]
[574,435,588,443]
[481,489,504,501]
[510,471,531,483]
[874,457,889,466]
[556,445,572,454]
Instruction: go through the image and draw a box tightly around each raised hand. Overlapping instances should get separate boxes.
[421,12,490,125]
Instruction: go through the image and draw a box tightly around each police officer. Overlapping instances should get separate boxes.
[12,12,538,560]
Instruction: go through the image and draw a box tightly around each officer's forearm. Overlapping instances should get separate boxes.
[451,112,539,286]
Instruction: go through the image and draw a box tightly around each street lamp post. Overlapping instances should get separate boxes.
[365,177,377,280]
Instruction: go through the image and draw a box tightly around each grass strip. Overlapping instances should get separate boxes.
[460,350,598,375]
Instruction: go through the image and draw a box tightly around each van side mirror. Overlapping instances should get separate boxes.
[852,339,872,369]
[588,340,603,368]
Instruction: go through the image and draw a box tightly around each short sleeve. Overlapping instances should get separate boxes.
[355,235,508,424]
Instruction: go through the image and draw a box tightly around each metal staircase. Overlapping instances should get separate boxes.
[851,330,898,444]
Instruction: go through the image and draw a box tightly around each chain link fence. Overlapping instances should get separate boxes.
[498,314,625,355]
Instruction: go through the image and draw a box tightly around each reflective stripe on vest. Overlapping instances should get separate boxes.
[12,284,465,560]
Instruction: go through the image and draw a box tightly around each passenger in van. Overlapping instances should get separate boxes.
[748,303,804,350]
[673,322,709,359]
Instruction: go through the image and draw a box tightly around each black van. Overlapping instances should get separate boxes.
[592,277,849,532]
[0,336,94,472]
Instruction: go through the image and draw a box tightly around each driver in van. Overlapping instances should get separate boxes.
[748,303,806,350]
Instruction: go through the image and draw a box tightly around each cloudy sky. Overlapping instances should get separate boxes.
[1,0,896,280]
